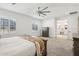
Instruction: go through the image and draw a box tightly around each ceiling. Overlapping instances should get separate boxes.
[0,3,79,20]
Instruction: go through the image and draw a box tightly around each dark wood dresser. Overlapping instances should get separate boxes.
[73,33,79,56]
[73,37,79,56]
[42,27,49,37]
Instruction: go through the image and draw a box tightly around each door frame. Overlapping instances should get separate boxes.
[55,18,69,39]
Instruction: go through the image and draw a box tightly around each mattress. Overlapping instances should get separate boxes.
[0,36,35,56]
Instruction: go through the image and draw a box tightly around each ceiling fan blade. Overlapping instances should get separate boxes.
[38,13,40,16]
[42,11,51,13]
[38,12,46,16]
[11,3,16,5]
[41,7,48,11]
[69,11,78,15]
[41,13,46,16]
[41,13,46,15]
[38,7,40,10]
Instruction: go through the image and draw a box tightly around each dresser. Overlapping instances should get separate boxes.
[73,33,79,56]
[42,27,49,37]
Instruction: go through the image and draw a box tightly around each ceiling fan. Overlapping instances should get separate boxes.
[37,7,51,16]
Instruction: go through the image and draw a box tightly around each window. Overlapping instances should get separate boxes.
[10,20,16,31]
[0,17,16,34]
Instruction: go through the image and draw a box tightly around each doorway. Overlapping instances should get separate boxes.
[56,19,68,39]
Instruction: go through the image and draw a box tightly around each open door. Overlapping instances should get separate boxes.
[56,19,68,39]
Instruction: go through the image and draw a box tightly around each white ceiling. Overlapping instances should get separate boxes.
[0,3,79,20]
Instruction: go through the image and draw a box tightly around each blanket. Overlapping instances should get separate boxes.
[19,35,45,56]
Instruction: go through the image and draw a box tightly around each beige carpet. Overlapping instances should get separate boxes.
[47,38,73,56]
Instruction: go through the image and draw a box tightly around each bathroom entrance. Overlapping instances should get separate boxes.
[56,19,68,39]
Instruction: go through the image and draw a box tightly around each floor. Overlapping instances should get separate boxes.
[47,37,73,56]
[57,35,68,39]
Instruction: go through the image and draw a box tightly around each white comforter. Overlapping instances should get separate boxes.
[0,36,35,56]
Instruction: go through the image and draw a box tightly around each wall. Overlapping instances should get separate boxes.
[42,19,56,38]
[67,14,79,39]
[56,14,79,39]
[0,8,42,38]
[56,19,68,35]
[42,14,79,39]
[0,8,78,39]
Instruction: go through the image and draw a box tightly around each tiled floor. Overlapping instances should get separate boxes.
[47,37,73,56]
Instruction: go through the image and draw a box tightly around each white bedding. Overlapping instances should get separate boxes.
[0,36,35,56]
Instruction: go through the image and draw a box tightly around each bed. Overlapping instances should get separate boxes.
[0,36,36,56]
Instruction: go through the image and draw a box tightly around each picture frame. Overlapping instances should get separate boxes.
[32,24,38,31]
